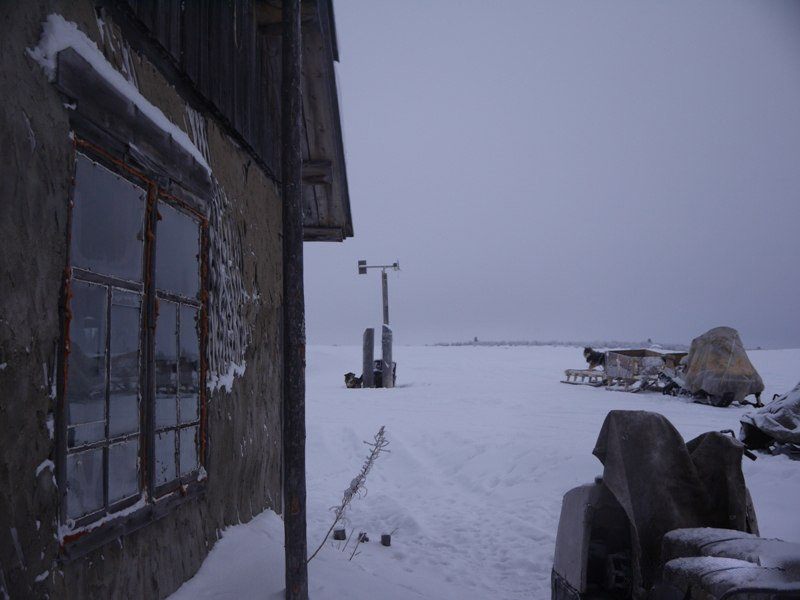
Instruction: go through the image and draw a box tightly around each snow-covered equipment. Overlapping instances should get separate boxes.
[561,349,687,392]
[684,327,764,407]
[740,380,800,458]
[551,410,763,599]
[604,350,688,392]
[372,359,397,388]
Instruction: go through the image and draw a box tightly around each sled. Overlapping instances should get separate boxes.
[562,369,606,386]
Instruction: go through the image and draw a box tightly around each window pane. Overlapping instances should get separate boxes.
[155,202,200,298]
[155,430,176,486]
[179,305,200,423]
[67,280,106,447]
[155,300,178,428]
[179,426,198,476]
[67,448,103,519]
[108,439,139,503]
[109,291,140,436]
[71,154,145,282]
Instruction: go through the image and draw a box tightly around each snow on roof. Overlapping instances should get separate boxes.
[27,13,211,175]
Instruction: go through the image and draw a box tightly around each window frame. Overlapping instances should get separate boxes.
[57,137,209,550]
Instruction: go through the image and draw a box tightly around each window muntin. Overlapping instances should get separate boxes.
[63,147,207,528]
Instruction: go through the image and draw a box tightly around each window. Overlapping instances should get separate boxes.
[61,142,207,529]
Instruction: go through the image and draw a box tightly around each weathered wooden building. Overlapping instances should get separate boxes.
[0,0,350,597]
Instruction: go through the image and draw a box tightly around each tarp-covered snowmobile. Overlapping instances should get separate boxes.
[684,327,764,407]
[740,380,800,458]
[550,410,800,599]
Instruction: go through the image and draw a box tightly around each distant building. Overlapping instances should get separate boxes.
[0,1,350,597]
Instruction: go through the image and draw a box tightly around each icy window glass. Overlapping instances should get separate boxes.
[179,426,198,476]
[155,202,200,298]
[155,300,178,428]
[67,448,103,519]
[108,439,139,503]
[109,290,140,436]
[179,305,200,423]
[71,154,145,282]
[67,280,107,447]
[155,430,176,486]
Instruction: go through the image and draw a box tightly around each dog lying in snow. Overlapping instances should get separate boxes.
[583,347,606,370]
[344,372,362,388]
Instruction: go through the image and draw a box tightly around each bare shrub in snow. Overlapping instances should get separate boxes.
[308,426,390,563]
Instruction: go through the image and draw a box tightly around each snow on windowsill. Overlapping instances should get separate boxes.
[58,496,147,544]
[27,14,211,175]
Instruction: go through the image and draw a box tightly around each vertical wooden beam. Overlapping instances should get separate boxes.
[282,0,308,598]
[362,328,374,388]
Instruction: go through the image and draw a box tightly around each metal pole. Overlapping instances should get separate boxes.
[381,270,389,326]
[281,0,308,598]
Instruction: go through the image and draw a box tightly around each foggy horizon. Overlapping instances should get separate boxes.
[305,0,800,350]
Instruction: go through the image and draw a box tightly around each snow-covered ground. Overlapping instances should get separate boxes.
[170,345,800,600]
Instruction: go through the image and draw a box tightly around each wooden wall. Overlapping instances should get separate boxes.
[123,0,280,174]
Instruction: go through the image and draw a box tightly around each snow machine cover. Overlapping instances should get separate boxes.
[591,410,756,593]
[683,326,764,407]
[740,380,800,450]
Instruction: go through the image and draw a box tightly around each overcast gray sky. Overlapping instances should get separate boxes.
[304,0,800,349]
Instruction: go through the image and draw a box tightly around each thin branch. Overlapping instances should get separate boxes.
[307,426,389,563]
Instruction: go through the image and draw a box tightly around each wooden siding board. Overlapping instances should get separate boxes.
[262,29,282,173]
[218,1,234,122]
[135,0,157,37]
[317,0,353,237]
[181,1,200,84]
[167,0,182,62]
[198,0,210,101]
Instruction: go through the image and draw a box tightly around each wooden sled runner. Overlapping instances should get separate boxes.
[562,369,606,386]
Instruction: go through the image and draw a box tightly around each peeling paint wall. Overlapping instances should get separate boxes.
[0,2,283,598]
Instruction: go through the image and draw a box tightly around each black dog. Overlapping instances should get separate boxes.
[344,372,362,389]
[583,347,605,370]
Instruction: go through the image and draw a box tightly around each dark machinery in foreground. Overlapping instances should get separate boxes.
[551,410,800,599]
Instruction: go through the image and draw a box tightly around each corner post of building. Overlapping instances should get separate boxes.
[281,0,308,598]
